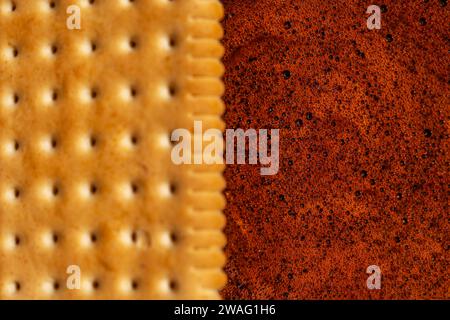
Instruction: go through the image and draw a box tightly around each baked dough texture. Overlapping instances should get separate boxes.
[0,0,225,299]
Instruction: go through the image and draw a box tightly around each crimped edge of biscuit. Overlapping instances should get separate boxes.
[182,0,226,300]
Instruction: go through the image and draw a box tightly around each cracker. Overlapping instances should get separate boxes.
[0,0,225,299]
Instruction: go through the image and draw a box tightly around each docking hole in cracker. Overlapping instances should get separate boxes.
[0,0,225,299]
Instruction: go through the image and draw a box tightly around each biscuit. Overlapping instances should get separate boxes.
[0,0,225,299]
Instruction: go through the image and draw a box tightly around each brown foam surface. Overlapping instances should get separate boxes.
[221,0,449,299]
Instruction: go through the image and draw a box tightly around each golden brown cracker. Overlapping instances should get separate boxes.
[0,0,225,299]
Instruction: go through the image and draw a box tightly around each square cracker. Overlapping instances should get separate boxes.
[0,0,225,299]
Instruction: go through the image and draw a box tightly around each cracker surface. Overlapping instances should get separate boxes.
[0,0,225,299]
